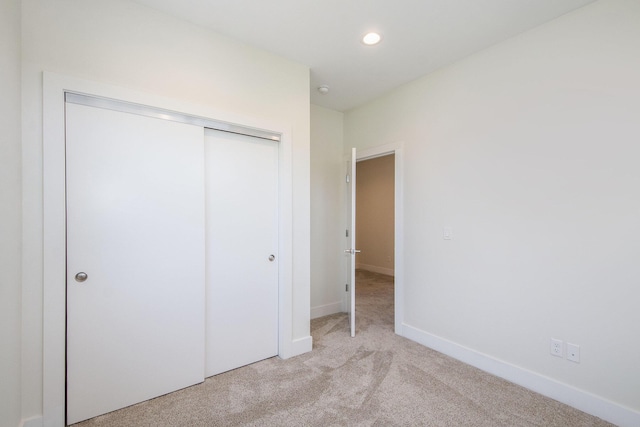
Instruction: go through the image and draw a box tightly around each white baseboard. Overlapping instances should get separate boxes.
[356,263,394,276]
[287,335,312,359]
[20,416,43,427]
[311,301,343,319]
[401,323,640,427]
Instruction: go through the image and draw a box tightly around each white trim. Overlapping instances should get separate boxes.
[356,263,394,277]
[286,336,313,358]
[355,143,405,335]
[42,73,68,427]
[356,142,401,162]
[20,416,43,427]
[42,72,296,426]
[310,301,343,319]
[401,323,640,427]
[277,125,296,360]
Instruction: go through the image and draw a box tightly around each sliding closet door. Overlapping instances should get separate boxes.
[205,129,279,377]
[66,103,205,424]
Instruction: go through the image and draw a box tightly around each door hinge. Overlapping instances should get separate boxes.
[346,284,349,292]
[346,174,350,183]
[346,229,349,237]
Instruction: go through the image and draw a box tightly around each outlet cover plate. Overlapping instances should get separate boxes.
[567,343,580,363]
[443,226,453,240]
[550,338,563,357]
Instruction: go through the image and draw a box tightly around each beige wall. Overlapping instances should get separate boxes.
[1,0,22,425]
[310,105,346,318]
[345,0,640,420]
[356,155,394,275]
[21,0,310,421]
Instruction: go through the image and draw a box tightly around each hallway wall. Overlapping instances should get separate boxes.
[356,155,395,276]
[310,104,346,318]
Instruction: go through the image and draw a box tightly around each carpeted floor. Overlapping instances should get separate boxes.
[74,270,613,426]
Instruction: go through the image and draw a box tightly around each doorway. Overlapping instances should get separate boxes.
[346,143,404,336]
[64,97,281,424]
[356,154,395,276]
[355,154,395,329]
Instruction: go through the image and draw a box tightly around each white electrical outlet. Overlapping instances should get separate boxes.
[567,343,580,363]
[443,226,453,240]
[550,338,563,357]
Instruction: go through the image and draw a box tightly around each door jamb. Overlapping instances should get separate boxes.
[355,143,404,335]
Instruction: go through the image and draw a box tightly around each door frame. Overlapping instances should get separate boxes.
[42,72,294,426]
[354,143,404,335]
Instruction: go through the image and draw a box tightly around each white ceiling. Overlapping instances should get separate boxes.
[133,0,597,112]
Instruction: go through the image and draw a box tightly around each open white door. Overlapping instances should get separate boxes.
[346,147,359,337]
[65,103,205,424]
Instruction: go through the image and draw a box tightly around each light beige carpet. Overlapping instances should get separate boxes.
[74,270,613,426]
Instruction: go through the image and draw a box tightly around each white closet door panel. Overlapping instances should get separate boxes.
[66,103,205,424]
[205,129,279,377]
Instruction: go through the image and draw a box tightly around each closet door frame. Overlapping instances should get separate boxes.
[42,72,294,426]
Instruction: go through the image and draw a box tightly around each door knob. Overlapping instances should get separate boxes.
[268,255,275,262]
[75,272,88,282]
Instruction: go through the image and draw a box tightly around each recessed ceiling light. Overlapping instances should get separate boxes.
[362,32,382,46]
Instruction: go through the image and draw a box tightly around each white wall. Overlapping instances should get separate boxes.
[1,0,22,426]
[310,104,346,318]
[345,0,640,421]
[21,0,310,420]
